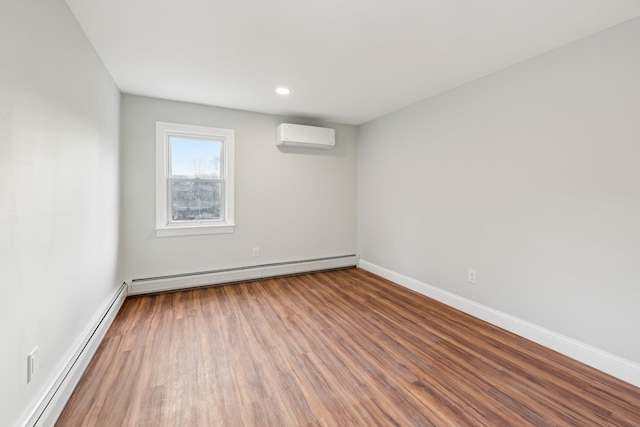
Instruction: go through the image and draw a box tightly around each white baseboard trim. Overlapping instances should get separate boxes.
[20,282,128,427]
[129,255,359,296]
[359,259,640,388]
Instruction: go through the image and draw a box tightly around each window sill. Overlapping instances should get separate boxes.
[155,223,235,237]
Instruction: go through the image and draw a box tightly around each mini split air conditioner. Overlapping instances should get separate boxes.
[276,123,335,149]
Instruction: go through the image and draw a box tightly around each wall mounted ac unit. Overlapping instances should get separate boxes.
[276,123,335,149]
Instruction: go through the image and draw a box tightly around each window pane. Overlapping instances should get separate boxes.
[170,136,222,179]
[171,181,222,221]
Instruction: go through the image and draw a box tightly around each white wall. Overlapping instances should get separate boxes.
[120,95,357,281]
[358,18,640,364]
[0,1,121,426]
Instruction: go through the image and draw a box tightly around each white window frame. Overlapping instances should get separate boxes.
[155,121,235,237]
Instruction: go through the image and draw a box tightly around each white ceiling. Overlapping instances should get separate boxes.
[65,0,640,125]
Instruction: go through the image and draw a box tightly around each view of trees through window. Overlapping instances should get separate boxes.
[169,136,223,222]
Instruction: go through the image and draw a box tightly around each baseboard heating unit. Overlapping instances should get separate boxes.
[128,254,358,295]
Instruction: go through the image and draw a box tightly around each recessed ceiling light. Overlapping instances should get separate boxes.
[276,87,290,95]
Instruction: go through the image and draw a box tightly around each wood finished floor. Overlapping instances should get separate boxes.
[56,268,640,426]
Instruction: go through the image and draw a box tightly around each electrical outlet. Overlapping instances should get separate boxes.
[27,347,39,383]
[252,247,260,258]
[468,269,477,284]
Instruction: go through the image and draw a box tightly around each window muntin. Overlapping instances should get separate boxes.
[156,122,235,236]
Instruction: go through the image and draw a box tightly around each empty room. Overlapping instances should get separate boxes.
[2,0,640,426]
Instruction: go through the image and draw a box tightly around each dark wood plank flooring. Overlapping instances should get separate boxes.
[56,268,640,426]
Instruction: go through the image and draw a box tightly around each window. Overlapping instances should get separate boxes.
[155,122,235,236]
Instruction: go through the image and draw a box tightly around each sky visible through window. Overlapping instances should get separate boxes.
[170,136,222,179]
